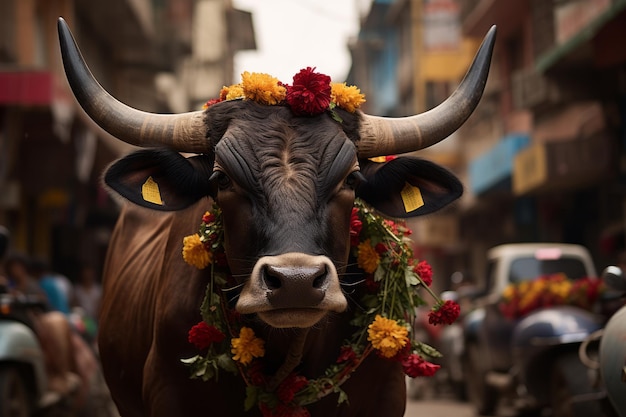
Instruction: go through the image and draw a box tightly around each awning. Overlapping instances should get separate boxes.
[469,133,530,196]
[0,71,53,106]
[536,0,626,72]
[512,132,614,196]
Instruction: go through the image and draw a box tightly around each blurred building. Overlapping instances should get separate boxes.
[349,0,626,286]
[458,0,626,279]
[0,0,254,280]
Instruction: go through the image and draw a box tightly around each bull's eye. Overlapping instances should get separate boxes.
[210,171,232,191]
[343,171,364,190]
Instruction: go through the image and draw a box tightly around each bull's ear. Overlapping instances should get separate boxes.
[356,157,462,218]
[104,149,213,211]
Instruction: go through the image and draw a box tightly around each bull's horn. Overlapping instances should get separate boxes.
[357,25,496,158]
[57,17,209,154]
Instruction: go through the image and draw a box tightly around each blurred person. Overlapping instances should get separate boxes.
[73,264,102,321]
[29,257,72,315]
[3,253,82,397]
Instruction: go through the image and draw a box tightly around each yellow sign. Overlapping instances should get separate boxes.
[401,182,424,213]
[141,177,164,205]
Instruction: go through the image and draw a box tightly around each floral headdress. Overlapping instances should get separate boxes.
[202,67,366,119]
[181,199,460,416]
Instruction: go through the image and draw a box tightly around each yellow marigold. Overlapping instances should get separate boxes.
[330,82,366,112]
[502,284,516,301]
[357,239,380,273]
[182,234,212,269]
[241,72,286,105]
[367,315,409,358]
[231,327,265,365]
[220,84,244,101]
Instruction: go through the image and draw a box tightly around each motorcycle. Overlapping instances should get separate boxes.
[0,289,69,417]
[0,286,117,417]
[579,266,626,417]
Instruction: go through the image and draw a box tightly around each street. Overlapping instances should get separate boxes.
[405,398,475,417]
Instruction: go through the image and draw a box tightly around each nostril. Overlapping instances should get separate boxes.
[262,266,282,290]
[312,267,328,289]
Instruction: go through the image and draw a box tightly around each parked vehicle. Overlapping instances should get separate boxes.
[579,265,626,417]
[0,287,117,417]
[458,243,605,416]
[0,289,66,417]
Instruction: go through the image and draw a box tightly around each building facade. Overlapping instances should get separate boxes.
[0,0,254,280]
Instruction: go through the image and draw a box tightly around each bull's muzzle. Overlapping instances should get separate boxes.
[237,253,348,328]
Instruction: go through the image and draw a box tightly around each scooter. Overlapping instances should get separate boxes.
[0,288,73,417]
[580,266,626,417]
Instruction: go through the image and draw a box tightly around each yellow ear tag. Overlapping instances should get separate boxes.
[141,176,164,205]
[369,156,387,163]
[401,182,424,213]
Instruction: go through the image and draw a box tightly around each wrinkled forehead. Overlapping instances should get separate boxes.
[213,116,359,184]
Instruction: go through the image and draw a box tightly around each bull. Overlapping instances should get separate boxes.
[57,17,495,417]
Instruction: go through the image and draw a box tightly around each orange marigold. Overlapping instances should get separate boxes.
[220,84,244,101]
[357,239,380,273]
[367,315,409,358]
[330,82,366,112]
[182,234,212,269]
[231,327,265,365]
[241,72,286,105]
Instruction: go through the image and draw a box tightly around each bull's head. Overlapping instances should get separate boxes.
[58,18,495,328]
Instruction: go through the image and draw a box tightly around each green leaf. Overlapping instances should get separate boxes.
[417,342,442,358]
[244,386,259,411]
[405,270,419,286]
[217,353,238,374]
[335,386,349,405]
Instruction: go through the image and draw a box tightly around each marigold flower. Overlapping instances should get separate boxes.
[188,322,225,350]
[357,239,380,273]
[220,84,245,101]
[402,353,440,377]
[428,300,460,326]
[241,72,286,105]
[414,260,433,287]
[330,82,366,113]
[367,315,409,358]
[182,234,212,269]
[286,67,331,115]
[231,327,265,365]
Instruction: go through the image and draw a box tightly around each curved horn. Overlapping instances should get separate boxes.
[357,25,496,158]
[57,17,209,154]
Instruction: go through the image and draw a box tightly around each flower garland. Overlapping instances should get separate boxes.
[181,199,461,416]
[202,67,366,120]
[499,273,604,319]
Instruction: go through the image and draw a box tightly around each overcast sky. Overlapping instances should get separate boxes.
[232,0,361,84]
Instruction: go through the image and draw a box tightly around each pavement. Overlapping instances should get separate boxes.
[405,398,475,417]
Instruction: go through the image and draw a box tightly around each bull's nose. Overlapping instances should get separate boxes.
[263,264,328,308]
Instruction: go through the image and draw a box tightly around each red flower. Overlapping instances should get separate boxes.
[187,322,225,350]
[364,274,380,293]
[202,212,216,224]
[402,353,440,377]
[428,300,461,326]
[336,345,357,364]
[349,208,362,247]
[277,373,309,404]
[286,67,331,116]
[375,243,388,254]
[202,98,222,109]
[414,260,433,287]
[247,360,267,386]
